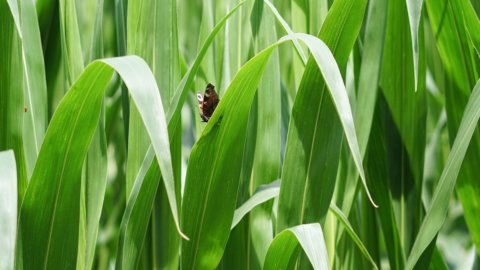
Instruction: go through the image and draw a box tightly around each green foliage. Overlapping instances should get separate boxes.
[1,0,480,269]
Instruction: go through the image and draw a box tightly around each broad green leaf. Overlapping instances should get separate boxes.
[117,2,248,269]
[263,223,329,270]
[277,0,372,235]
[406,79,480,269]
[19,56,182,269]
[181,39,274,270]
[58,0,86,268]
[115,3,246,268]
[0,150,17,270]
[181,32,374,269]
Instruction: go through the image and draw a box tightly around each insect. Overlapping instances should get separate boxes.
[197,83,220,122]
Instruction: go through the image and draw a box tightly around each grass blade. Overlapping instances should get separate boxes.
[19,56,182,269]
[181,39,275,270]
[181,31,373,269]
[277,0,372,234]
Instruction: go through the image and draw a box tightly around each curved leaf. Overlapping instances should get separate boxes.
[181,32,374,269]
[19,56,182,269]
[114,3,248,268]
[264,223,329,270]
[277,0,372,235]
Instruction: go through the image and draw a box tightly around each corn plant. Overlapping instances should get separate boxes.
[1,0,480,269]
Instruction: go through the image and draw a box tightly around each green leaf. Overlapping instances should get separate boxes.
[277,0,373,234]
[181,38,275,270]
[181,31,374,269]
[115,3,247,268]
[17,0,48,178]
[0,150,17,270]
[19,56,182,269]
[406,79,480,269]
[263,223,329,270]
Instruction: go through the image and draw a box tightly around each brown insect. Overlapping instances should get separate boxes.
[197,83,220,122]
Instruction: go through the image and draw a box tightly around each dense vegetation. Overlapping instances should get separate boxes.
[1,0,480,269]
